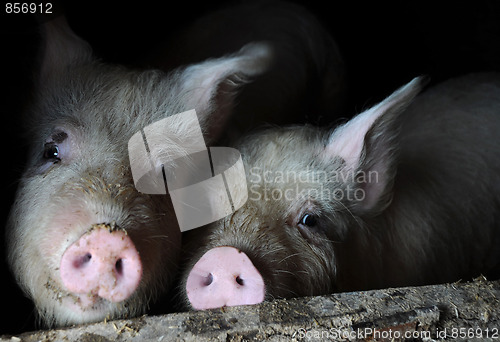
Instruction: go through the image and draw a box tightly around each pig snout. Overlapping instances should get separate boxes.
[186,246,265,310]
[59,225,142,303]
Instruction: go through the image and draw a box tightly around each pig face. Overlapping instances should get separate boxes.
[183,78,425,309]
[183,127,348,308]
[7,17,271,326]
[8,70,180,325]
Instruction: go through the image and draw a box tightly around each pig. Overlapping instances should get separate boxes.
[182,73,500,310]
[6,1,345,327]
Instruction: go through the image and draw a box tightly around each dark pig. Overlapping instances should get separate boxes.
[144,0,346,140]
[6,2,345,327]
[182,73,500,310]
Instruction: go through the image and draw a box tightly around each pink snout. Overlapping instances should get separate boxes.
[186,246,265,310]
[60,226,142,303]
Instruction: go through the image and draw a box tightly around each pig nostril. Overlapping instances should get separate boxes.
[73,253,92,268]
[204,273,213,286]
[83,253,92,263]
[235,276,244,286]
[115,259,123,276]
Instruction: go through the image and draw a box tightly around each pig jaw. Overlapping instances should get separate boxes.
[40,278,143,326]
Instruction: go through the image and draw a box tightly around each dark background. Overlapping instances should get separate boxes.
[1,0,500,335]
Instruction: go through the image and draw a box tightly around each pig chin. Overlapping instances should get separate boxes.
[42,277,140,326]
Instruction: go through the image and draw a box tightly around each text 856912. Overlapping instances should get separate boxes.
[5,3,52,14]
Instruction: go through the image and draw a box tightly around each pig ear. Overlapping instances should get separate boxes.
[177,43,273,142]
[324,77,427,213]
[39,16,93,82]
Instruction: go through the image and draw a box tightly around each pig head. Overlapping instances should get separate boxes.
[6,16,272,327]
[183,74,500,310]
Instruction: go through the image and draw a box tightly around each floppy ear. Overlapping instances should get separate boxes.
[323,77,427,213]
[39,16,93,83]
[175,42,274,142]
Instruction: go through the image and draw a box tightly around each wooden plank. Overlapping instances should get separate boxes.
[2,278,498,341]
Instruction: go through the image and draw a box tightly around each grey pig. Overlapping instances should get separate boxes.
[6,2,345,327]
[182,73,500,310]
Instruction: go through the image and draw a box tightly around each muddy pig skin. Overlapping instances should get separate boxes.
[6,2,345,327]
[182,73,500,310]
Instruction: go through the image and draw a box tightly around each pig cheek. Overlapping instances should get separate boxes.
[282,227,336,296]
[296,223,334,248]
[39,205,96,282]
[10,178,82,280]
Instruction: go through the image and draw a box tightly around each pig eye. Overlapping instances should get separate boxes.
[299,213,317,227]
[297,212,325,245]
[43,142,61,162]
